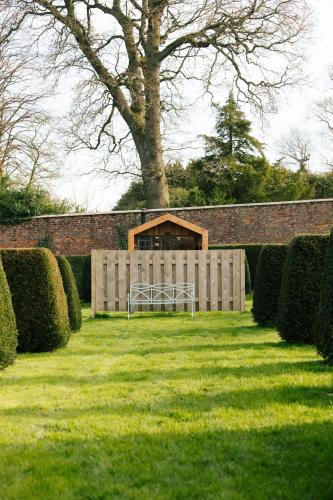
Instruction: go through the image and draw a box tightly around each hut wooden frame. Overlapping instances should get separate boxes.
[127,213,208,251]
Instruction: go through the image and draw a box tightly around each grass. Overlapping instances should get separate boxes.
[0,300,332,499]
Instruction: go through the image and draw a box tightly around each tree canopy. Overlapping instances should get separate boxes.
[0,177,79,220]
[115,94,332,210]
[1,0,310,208]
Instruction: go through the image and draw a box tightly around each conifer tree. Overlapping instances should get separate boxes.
[203,93,264,162]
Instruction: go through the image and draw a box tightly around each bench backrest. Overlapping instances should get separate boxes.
[129,283,195,304]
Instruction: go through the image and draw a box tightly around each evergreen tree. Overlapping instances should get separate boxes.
[203,92,264,162]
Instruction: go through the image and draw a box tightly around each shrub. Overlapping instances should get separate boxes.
[67,256,91,302]
[277,235,329,344]
[0,258,17,369]
[252,245,287,326]
[57,256,82,332]
[0,248,70,352]
[316,229,333,364]
[245,255,251,294]
[209,244,262,287]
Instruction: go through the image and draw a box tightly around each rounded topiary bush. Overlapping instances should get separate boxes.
[252,245,287,327]
[316,229,333,364]
[0,248,70,352]
[0,258,17,370]
[56,256,82,332]
[277,235,329,344]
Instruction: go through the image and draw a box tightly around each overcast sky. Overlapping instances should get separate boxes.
[51,0,333,212]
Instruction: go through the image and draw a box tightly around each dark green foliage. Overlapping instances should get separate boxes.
[37,233,55,252]
[0,249,70,352]
[209,245,262,287]
[245,256,251,294]
[56,256,82,332]
[277,235,329,344]
[0,258,17,369]
[67,256,91,302]
[0,176,80,222]
[203,92,264,160]
[252,245,288,326]
[116,220,138,249]
[316,229,333,364]
[115,95,333,210]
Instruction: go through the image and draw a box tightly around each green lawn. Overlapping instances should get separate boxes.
[0,301,332,500]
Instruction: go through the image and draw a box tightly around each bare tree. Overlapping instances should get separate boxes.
[313,68,333,167]
[278,129,312,172]
[0,40,60,186]
[1,0,311,207]
[316,68,333,134]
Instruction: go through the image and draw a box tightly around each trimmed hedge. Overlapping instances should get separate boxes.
[277,235,329,344]
[252,245,287,327]
[0,249,70,352]
[67,256,91,302]
[245,255,251,294]
[316,229,333,364]
[57,256,82,332]
[209,244,263,288]
[0,258,17,369]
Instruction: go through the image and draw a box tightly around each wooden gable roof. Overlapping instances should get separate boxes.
[128,213,208,250]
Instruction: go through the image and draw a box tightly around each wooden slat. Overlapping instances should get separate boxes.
[210,251,218,311]
[118,250,127,311]
[153,251,162,311]
[164,250,173,311]
[91,250,96,317]
[240,249,246,311]
[221,251,230,311]
[175,251,184,311]
[95,251,105,312]
[140,251,150,311]
[186,250,195,312]
[107,251,116,311]
[232,250,241,311]
[198,251,207,311]
[129,251,138,284]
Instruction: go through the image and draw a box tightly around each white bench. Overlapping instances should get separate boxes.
[128,283,195,318]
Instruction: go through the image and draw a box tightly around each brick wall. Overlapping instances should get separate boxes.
[0,199,332,256]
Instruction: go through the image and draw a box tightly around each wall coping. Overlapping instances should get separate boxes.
[20,198,333,220]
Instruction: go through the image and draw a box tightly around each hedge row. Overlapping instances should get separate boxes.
[244,256,251,294]
[317,229,333,363]
[252,245,287,327]
[56,256,82,332]
[209,244,262,289]
[0,249,70,353]
[67,256,91,302]
[0,258,17,370]
[277,235,329,344]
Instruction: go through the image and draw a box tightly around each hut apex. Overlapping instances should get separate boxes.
[128,213,208,251]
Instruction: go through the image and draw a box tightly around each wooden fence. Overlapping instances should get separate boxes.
[91,249,245,315]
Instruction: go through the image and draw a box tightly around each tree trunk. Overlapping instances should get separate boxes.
[140,29,169,209]
[141,151,169,209]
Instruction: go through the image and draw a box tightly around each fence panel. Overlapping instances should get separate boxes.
[91,249,245,315]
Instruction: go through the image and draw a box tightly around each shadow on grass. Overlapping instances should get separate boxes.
[1,359,328,388]
[88,310,251,321]
[0,422,332,499]
[58,340,312,360]
[2,364,332,419]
